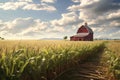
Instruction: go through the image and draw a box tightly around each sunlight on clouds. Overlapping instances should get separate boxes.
[0,0,56,11]
[67,5,80,11]
[107,10,120,20]
[41,0,56,3]
[0,17,66,39]
[19,0,33,2]
[0,0,120,39]
[80,0,99,7]
[46,26,65,33]
[72,0,80,3]
[23,3,56,11]
[51,12,80,26]
[0,2,27,10]
[68,0,120,39]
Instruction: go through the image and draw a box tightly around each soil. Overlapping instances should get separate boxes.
[55,51,110,80]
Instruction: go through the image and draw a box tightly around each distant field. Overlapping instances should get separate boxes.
[0,40,119,80]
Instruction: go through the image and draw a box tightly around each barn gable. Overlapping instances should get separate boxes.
[77,25,88,33]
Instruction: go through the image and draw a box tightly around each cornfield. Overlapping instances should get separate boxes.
[0,40,105,80]
[105,41,120,80]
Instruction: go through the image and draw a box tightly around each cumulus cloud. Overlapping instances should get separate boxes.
[0,17,68,39]
[107,10,120,22]
[68,0,120,19]
[72,0,80,3]
[0,2,27,10]
[0,17,47,35]
[41,0,56,3]
[23,3,56,11]
[67,0,120,39]
[0,0,56,11]
[51,12,82,26]
[46,26,65,33]
[18,0,33,2]
[69,0,120,13]
[0,0,120,39]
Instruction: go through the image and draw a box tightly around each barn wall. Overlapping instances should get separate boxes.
[70,35,93,41]
[85,33,93,41]
[70,37,81,41]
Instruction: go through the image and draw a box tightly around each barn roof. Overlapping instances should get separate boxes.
[70,23,93,38]
[77,23,93,34]
[71,33,89,37]
[84,25,93,33]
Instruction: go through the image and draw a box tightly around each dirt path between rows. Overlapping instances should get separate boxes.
[55,51,109,80]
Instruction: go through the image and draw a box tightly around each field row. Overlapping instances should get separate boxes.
[105,41,120,80]
[0,40,105,80]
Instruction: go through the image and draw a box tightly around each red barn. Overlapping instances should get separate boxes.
[70,23,93,41]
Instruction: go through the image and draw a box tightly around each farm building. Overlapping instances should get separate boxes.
[70,23,93,41]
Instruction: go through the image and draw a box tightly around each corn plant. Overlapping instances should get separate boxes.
[0,40,105,80]
[105,41,120,80]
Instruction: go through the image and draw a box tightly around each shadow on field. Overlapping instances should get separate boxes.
[55,46,107,80]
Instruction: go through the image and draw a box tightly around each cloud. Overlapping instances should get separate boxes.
[23,3,56,11]
[46,26,65,33]
[0,17,68,39]
[72,0,80,3]
[41,0,56,3]
[0,17,48,35]
[20,19,49,36]
[68,0,120,18]
[109,30,120,38]
[67,0,120,39]
[69,0,120,13]
[18,0,33,2]
[0,0,120,39]
[0,2,27,10]
[0,0,56,11]
[107,10,120,22]
[51,12,82,26]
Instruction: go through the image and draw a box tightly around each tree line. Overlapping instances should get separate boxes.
[0,37,4,40]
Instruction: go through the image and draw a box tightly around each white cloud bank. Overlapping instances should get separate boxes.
[0,17,66,39]
[67,0,120,39]
[51,12,81,26]
[0,0,56,11]
[41,0,56,3]
[0,0,120,39]
[18,0,33,2]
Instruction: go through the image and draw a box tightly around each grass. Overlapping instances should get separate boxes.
[0,40,105,80]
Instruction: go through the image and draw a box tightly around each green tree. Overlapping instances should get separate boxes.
[64,36,67,40]
[1,38,4,40]
[0,37,4,40]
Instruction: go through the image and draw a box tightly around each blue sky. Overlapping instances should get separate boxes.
[0,0,120,39]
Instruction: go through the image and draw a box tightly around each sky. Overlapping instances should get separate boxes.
[0,0,120,40]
